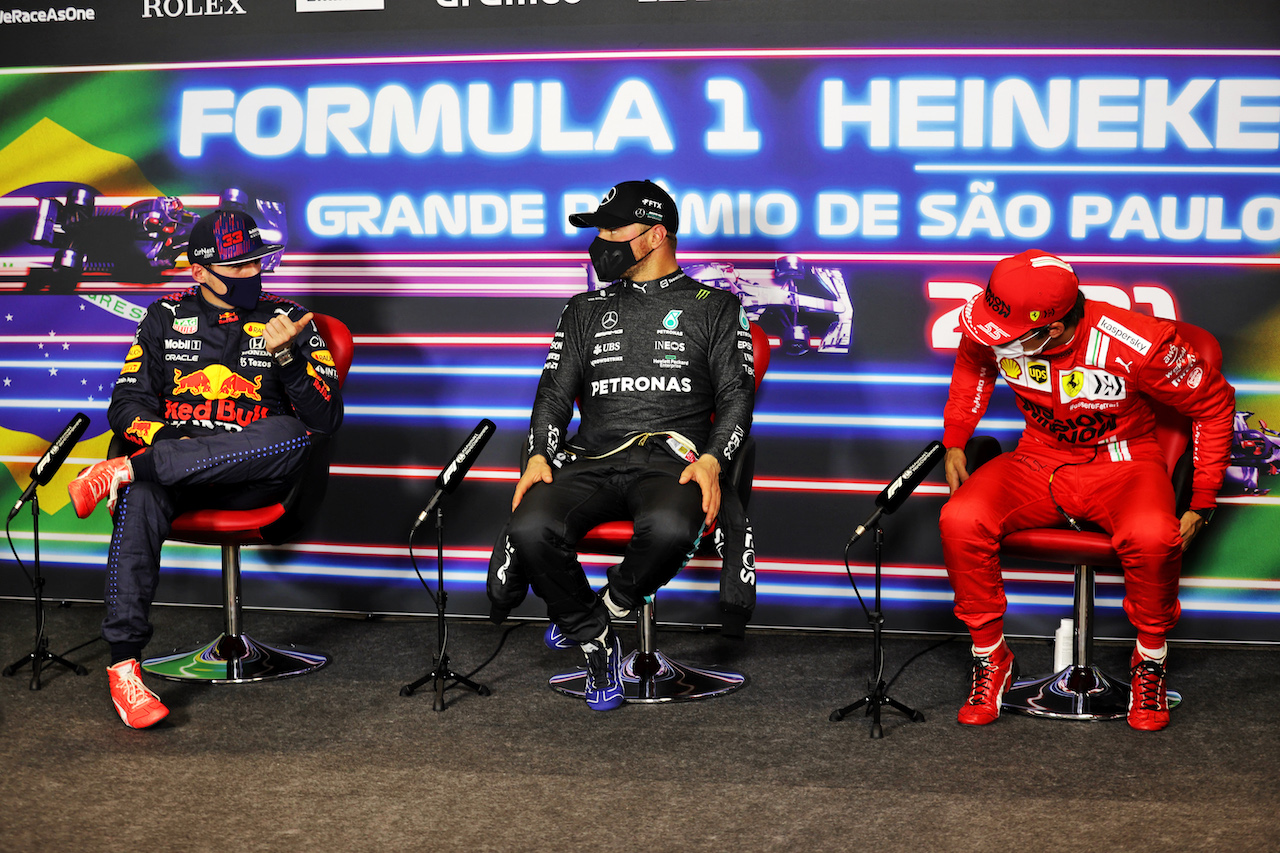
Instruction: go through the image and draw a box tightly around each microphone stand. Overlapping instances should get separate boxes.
[3,494,89,689]
[400,501,490,711]
[829,520,924,738]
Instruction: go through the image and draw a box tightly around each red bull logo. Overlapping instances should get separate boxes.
[164,398,270,428]
[125,417,163,445]
[173,366,263,401]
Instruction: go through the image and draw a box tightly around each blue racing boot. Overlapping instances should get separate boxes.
[581,629,624,712]
[544,622,577,650]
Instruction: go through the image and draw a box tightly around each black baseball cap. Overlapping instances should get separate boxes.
[187,208,284,267]
[568,180,679,234]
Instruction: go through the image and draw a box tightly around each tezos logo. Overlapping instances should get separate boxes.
[144,0,246,17]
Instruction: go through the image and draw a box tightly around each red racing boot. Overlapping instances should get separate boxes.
[958,640,1018,726]
[68,457,133,518]
[1128,647,1170,732]
[107,659,169,729]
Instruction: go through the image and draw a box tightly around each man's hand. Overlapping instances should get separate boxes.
[512,454,553,511]
[679,454,722,528]
[264,311,315,356]
[944,446,970,494]
[1178,510,1207,552]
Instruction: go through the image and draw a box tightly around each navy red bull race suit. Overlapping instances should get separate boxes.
[487,271,756,641]
[103,286,343,660]
[939,301,1234,649]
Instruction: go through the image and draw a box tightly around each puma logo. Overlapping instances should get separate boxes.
[1114,356,1134,373]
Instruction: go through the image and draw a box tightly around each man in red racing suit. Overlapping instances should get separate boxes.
[939,249,1234,731]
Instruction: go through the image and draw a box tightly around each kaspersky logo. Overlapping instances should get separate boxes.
[172,366,263,401]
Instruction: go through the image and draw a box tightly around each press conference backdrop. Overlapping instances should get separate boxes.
[1,1,1277,642]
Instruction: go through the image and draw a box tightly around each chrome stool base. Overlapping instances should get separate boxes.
[143,633,328,684]
[1003,664,1182,721]
[550,649,745,704]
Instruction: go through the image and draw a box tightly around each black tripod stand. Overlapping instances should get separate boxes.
[4,495,89,690]
[400,503,490,711]
[829,522,924,738]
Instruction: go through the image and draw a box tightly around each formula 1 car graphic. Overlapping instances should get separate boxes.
[27,187,286,282]
[589,255,854,355]
[1226,410,1280,496]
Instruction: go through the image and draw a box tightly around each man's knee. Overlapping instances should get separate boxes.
[939,492,993,544]
[506,500,562,557]
[1115,512,1181,560]
[245,416,309,442]
[634,503,703,558]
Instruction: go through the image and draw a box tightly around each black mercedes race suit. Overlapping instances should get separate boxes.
[487,270,755,643]
[102,286,344,662]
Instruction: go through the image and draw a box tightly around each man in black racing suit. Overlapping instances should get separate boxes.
[68,209,344,729]
[491,180,755,711]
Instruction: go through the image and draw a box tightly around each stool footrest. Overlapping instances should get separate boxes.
[142,633,328,684]
[1002,664,1182,721]
[550,649,745,703]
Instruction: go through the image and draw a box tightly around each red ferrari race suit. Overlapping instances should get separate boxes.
[939,301,1234,648]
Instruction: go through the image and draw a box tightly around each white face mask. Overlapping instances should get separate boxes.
[992,330,1050,360]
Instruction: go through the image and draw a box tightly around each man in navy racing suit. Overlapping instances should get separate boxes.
[68,209,344,729]
[497,180,755,711]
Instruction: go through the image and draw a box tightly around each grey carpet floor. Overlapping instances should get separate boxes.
[1,600,1277,852]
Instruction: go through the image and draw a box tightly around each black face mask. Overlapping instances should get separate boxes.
[203,265,262,310]
[588,227,655,282]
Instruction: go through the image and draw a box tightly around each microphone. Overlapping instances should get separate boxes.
[849,441,946,543]
[10,412,90,521]
[412,419,497,532]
